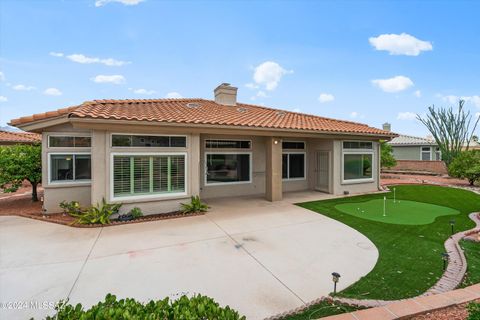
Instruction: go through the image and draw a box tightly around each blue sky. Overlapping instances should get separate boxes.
[1,0,479,136]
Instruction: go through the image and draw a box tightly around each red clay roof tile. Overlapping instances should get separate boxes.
[0,130,41,143]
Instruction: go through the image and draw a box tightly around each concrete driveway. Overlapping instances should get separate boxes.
[0,192,378,320]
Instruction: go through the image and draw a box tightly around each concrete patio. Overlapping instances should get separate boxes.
[0,191,378,320]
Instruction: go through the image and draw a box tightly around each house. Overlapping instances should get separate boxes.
[10,83,394,214]
[0,129,41,146]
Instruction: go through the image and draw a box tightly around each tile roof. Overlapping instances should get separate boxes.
[10,98,394,137]
[0,130,41,144]
[388,134,437,146]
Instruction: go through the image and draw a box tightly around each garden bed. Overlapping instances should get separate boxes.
[408,299,479,320]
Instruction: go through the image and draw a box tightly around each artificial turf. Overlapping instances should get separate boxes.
[298,185,480,300]
[335,199,459,225]
[460,240,480,288]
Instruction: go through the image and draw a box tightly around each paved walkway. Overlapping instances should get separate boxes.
[0,191,378,320]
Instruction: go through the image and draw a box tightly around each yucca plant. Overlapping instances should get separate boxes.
[69,198,121,225]
[180,195,209,214]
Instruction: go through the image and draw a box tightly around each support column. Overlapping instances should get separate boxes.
[189,133,201,197]
[265,137,283,201]
[91,130,107,205]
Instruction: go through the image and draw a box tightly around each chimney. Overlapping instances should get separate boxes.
[214,83,238,106]
[382,122,391,132]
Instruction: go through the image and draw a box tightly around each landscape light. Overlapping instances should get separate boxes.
[331,272,341,295]
[441,253,449,271]
[449,219,455,236]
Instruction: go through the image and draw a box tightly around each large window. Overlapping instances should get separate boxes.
[434,147,441,161]
[205,140,251,149]
[282,153,305,179]
[205,153,251,185]
[50,154,91,182]
[343,141,374,182]
[421,147,431,161]
[282,141,305,149]
[49,136,91,147]
[112,135,186,148]
[112,154,186,198]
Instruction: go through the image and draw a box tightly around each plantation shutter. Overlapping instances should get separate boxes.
[113,156,131,196]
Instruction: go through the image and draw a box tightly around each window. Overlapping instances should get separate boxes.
[282,153,305,179]
[343,154,373,181]
[343,141,373,149]
[435,147,441,161]
[50,154,91,182]
[112,154,186,198]
[112,135,186,148]
[421,147,431,161]
[49,136,91,147]
[205,140,251,149]
[282,141,305,149]
[205,153,251,184]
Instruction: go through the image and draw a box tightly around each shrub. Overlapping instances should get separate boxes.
[59,200,83,216]
[468,302,480,320]
[449,150,480,185]
[117,207,143,222]
[69,198,121,225]
[181,195,209,214]
[381,141,397,169]
[45,293,246,320]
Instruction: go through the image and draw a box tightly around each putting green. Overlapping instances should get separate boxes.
[334,199,459,225]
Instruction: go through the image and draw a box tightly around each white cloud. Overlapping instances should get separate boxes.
[245,83,259,90]
[43,87,62,96]
[369,33,433,56]
[256,91,267,98]
[252,61,292,91]
[350,112,359,118]
[371,75,414,93]
[92,75,126,84]
[66,54,129,66]
[397,112,417,120]
[476,112,480,119]
[440,95,480,108]
[318,93,335,103]
[0,71,5,81]
[95,0,144,7]
[132,88,155,95]
[49,52,64,57]
[0,96,7,102]
[12,84,36,91]
[414,90,422,98]
[292,108,301,113]
[165,92,182,99]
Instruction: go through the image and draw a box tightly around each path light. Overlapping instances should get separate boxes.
[393,187,396,203]
[383,196,387,217]
[442,253,449,271]
[449,219,455,236]
[331,272,341,295]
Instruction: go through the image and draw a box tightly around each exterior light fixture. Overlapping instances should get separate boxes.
[274,140,279,145]
[449,219,455,236]
[441,252,449,271]
[331,272,341,295]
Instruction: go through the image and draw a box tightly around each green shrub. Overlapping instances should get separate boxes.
[181,195,209,214]
[59,200,83,216]
[69,198,121,225]
[448,150,480,185]
[45,293,246,320]
[129,207,143,219]
[468,302,480,320]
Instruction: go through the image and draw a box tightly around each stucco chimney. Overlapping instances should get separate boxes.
[382,122,391,132]
[214,83,237,106]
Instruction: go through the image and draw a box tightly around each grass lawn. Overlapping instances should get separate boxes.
[280,299,362,320]
[298,185,480,301]
[461,240,480,287]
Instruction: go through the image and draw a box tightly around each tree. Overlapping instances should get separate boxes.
[417,100,480,166]
[381,141,397,168]
[0,144,42,201]
[448,150,480,186]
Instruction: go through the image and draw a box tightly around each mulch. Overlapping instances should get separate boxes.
[408,299,479,320]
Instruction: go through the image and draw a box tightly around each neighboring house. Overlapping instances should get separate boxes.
[0,129,41,146]
[10,83,394,214]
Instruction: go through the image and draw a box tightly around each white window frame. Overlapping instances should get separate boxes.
[434,147,442,161]
[110,133,188,148]
[282,152,307,181]
[421,146,432,161]
[48,152,92,185]
[110,152,188,202]
[341,141,375,184]
[204,138,252,150]
[204,151,252,186]
[47,133,92,148]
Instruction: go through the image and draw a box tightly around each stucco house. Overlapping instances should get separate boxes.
[10,83,394,214]
[0,129,41,146]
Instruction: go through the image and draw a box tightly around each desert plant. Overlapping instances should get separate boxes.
[45,293,246,320]
[448,150,480,185]
[59,200,83,216]
[181,195,209,214]
[69,198,121,225]
[468,302,480,320]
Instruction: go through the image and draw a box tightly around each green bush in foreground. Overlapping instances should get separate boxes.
[45,293,246,320]
[181,195,209,214]
[468,302,480,320]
